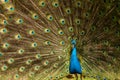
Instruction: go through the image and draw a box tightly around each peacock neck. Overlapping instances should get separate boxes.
[71,45,77,58]
[71,40,77,57]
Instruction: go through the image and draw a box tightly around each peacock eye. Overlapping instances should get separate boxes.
[116,3,120,8]
[19,19,23,23]
[103,40,109,45]
[19,66,25,72]
[34,65,40,71]
[98,10,105,17]
[14,74,19,79]
[26,59,32,65]
[65,61,69,65]
[9,7,14,11]
[18,49,24,54]
[52,1,59,7]
[75,1,81,7]
[53,63,58,68]
[1,65,8,71]
[65,8,71,14]
[116,3,120,13]
[60,41,65,45]
[75,18,80,25]
[103,27,109,32]
[31,42,37,48]
[0,52,3,57]
[3,20,8,25]
[43,60,49,66]
[60,73,63,77]
[39,1,46,7]
[3,29,6,32]
[29,72,34,77]
[115,31,120,36]
[85,12,90,18]
[91,26,96,31]
[69,27,74,32]
[47,15,54,21]
[6,5,15,12]
[58,56,62,60]
[58,30,64,35]
[44,28,51,33]
[44,70,48,74]
[45,41,51,45]
[112,16,117,22]
[59,19,66,25]
[4,0,9,2]
[0,28,8,34]
[0,0,9,3]
[35,54,41,59]
[55,76,59,79]
[0,20,8,25]
[8,58,14,64]
[3,43,10,49]
[34,15,38,19]
[116,45,120,51]
[80,30,85,36]
[15,34,22,40]
[29,30,35,35]
[32,13,39,20]
[66,69,69,73]
[68,36,72,41]
[46,61,48,64]
[16,19,23,24]
[21,67,24,70]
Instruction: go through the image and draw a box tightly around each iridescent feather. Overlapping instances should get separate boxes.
[0,0,120,80]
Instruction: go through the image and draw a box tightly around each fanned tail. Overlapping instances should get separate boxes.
[0,0,120,80]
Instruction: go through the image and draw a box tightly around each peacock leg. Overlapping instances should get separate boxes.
[75,74,78,80]
[80,74,82,80]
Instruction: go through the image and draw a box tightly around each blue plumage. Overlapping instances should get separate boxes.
[69,40,82,74]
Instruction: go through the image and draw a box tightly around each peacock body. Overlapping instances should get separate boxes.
[0,0,120,80]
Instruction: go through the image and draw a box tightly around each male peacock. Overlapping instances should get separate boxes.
[0,0,120,80]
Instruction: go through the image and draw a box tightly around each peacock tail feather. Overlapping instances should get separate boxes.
[0,0,120,80]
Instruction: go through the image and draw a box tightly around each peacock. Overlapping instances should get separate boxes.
[0,0,120,80]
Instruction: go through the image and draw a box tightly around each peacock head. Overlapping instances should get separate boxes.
[71,39,76,46]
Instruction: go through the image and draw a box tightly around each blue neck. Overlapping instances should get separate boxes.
[71,39,77,56]
[71,46,77,56]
